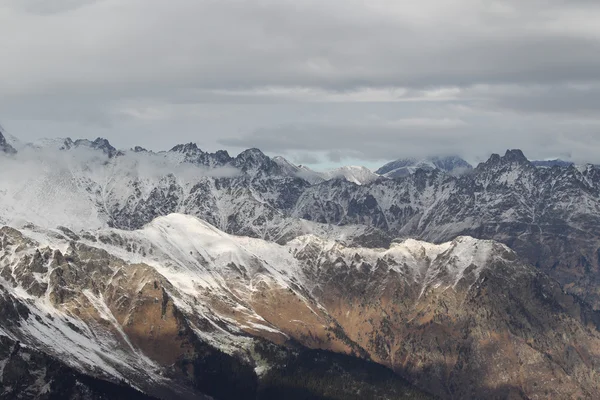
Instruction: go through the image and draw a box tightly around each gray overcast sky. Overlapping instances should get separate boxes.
[2,0,600,169]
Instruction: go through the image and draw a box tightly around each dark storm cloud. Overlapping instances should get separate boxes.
[1,0,600,166]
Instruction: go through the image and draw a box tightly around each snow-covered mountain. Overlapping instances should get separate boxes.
[272,157,380,185]
[296,149,600,308]
[2,214,600,399]
[320,165,380,185]
[2,137,600,309]
[5,132,600,397]
[376,156,472,178]
[0,140,393,253]
[271,156,326,184]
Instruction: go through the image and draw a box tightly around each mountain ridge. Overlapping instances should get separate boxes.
[5,127,600,397]
[3,133,600,310]
[2,213,600,399]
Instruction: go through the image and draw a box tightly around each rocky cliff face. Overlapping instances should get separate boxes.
[0,131,16,155]
[2,215,600,399]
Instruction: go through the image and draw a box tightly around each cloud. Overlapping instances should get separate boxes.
[474,83,600,116]
[2,0,600,92]
[219,120,473,161]
[292,153,320,165]
[219,112,600,164]
[1,0,600,165]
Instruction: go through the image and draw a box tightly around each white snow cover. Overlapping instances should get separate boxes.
[0,212,520,388]
[272,156,380,185]
[91,214,309,297]
[93,214,512,297]
[0,144,246,230]
[321,166,381,185]
[0,143,384,246]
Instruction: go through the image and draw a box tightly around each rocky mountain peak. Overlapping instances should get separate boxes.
[429,155,473,172]
[503,148,529,163]
[72,137,119,158]
[131,146,148,153]
[272,155,293,166]
[60,138,74,150]
[322,165,380,185]
[478,149,531,170]
[233,148,279,175]
[213,149,231,163]
[169,142,203,154]
[168,143,233,168]
[92,137,119,157]
[375,158,416,175]
[486,153,501,164]
[272,155,302,174]
[0,128,17,155]
[236,147,268,161]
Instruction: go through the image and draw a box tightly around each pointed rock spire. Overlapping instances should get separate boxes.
[0,127,17,154]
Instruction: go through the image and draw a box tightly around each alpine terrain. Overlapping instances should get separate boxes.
[2,128,600,399]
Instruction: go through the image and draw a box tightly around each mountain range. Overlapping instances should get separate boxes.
[2,128,600,399]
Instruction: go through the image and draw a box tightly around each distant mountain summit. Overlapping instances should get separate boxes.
[0,128,16,154]
[376,156,472,178]
[321,165,380,185]
[74,137,121,158]
[272,158,380,185]
[272,157,326,184]
[27,136,121,157]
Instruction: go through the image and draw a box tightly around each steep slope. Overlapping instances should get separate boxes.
[272,156,326,185]
[0,217,429,399]
[0,130,16,155]
[2,215,600,399]
[0,336,158,400]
